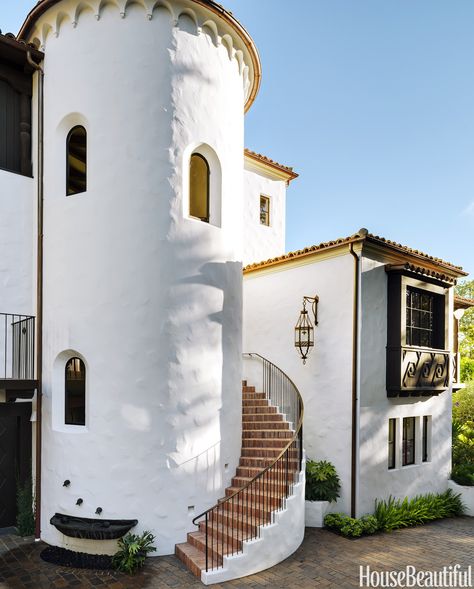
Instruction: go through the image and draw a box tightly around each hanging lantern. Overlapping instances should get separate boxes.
[294,296,319,364]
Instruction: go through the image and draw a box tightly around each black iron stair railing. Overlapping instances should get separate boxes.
[192,352,304,573]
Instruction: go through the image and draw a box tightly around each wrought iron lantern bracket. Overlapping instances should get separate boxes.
[294,295,319,364]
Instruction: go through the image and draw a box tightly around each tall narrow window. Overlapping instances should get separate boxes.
[66,126,87,196]
[65,357,86,426]
[402,417,415,466]
[388,419,396,470]
[260,195,270,226]
[189,153,210,222]
[422,416,430,462]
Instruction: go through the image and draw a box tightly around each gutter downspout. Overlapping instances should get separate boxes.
[349,237,363,518]
[27,51,44,541]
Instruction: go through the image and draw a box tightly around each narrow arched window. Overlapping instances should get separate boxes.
[66,126,87,196]
[65,357,86,426]
[189,153,210,222]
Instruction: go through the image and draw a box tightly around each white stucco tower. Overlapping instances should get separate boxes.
[19,0,261,554]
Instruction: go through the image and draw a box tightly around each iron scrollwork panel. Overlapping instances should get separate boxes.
[401,348,450,391]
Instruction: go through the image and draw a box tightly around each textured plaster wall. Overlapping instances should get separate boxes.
[358,256,453,516]
[242,167,286,266]
[31,0,249,555]
[0,170,35,316]
[243,254,355,514]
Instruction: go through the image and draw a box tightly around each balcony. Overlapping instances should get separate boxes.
[387,346,450,397]
[0,313,38,402]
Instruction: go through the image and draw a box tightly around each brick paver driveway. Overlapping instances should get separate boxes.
[1,518,473,589]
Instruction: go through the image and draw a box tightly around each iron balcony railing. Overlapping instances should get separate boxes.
[0,313,35,380]
[192,352,304,573]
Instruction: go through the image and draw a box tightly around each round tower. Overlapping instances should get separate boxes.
[19,0,260,555]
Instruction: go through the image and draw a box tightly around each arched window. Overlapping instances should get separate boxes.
[65,357,86,426]
[66,126,87,196]
[189,153,210,222]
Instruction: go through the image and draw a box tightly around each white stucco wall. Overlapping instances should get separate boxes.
[26,0,254,555]
[358,256,454,516]
[0,170,35,316]
[242,166,287,266]
[243,253,355,514]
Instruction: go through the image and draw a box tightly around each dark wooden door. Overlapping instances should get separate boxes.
[0,403,32,528]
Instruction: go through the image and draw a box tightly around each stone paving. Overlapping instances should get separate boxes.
[0,518,473,589]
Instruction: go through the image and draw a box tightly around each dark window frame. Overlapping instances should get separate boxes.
[388,418,396,470]
[402,417,416,466]
[65,357,86,426]
[66,125,87,196]
[189,153,210,223]
[386,269,450,397]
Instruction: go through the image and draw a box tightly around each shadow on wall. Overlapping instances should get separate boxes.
[180,259,243,495]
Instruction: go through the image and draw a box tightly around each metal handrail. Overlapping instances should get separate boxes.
[192,352,304,572]
[0,313,36,380]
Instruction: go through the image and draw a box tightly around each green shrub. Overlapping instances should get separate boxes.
[451,463,474,486]
[461,358,474,383]
[16,478,35,537]
[112,531,156,574]
[453,421,474,466]
[324,513,378,538]
[305,460,341,502]
[374,490,464,532]
[453,385,474,424]
[359,514,379,535]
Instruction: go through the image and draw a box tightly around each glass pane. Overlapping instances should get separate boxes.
[65,357,86,426]
[190,154,210,222]
[406,287,436,348]
[388,419,396,469]
[402,417,415,466]
[67,126,87,196]
[260,196,270,225]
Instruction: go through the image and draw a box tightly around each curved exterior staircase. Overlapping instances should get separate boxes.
[176,354,305,585]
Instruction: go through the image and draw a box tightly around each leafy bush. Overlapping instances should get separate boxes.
[461,358,474,383]
[305,460,341,502]
[112,531,156,574]
[359,514,379,535]
[374,490,464,532]
[16,478,35,537]
[324,513,378,538]
[453,421,474,466]
[451,463,474,486]
[453,385,474,424]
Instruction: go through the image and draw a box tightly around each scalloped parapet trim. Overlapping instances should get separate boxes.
[19,0,261,112]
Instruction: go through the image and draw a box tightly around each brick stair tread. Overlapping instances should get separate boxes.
[232,475,293,488]
[241,447,299,455]
[177,379,301,579]
[199,519,250,542]
[175,542,209,576]
[225,486,288,498]
[188,531,237,559]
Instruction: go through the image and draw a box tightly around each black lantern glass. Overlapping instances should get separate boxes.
[294,296,319,364]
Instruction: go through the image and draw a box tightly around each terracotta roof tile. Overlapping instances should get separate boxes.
[454,295,474,309]
[244,148,298,179]
[244,229,467,276]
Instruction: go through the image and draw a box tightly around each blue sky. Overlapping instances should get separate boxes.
[3,1,474,276]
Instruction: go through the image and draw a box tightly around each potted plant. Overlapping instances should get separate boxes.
[305,460,341,527]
